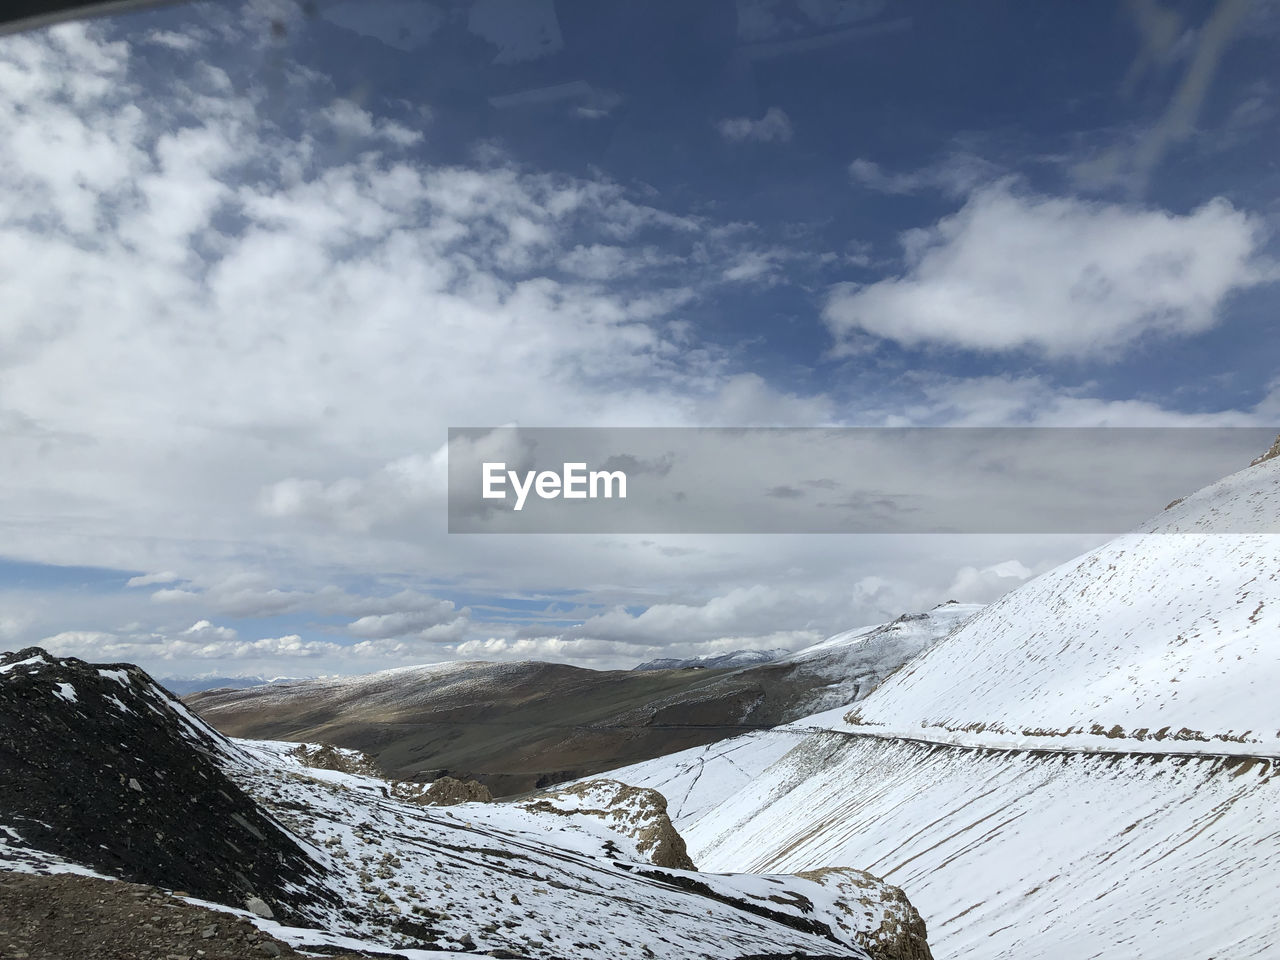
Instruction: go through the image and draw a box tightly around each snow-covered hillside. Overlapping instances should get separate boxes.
[773,601,982,717]
[609,452,1280,960]
[841,456,1280,753]
[1,646,932,960]
[634,648,790,671]
[685,734,1280,960]
[611,602,982,823]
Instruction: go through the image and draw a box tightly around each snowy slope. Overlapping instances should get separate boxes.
[608,603,982,824]
[686,734,1280,960]
[600,729,812,826]
[840,456,1280,753]
[628,453,1280,959]
[772,601,982,717]
[226,742,921,959]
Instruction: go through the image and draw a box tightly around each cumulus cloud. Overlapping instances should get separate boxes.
[151,575,311,618]
[944,560,1034,603]
[182,619,238,642]
[346,603,469,641]
[2,11,1267,680]
[39,627,432,665]
[717,107,793,143]
[824,182,1271,358]
[553,584,854,658]
[321,98,423,146]
[0,15,831,583]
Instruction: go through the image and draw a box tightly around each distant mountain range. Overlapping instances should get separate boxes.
[185,603,978,796]
[633,648,791,671]
[158,675,310,695]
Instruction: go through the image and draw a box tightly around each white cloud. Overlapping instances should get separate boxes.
[824,182,1271,358]
[346,603,469,641]
[321,98,423,146]
[38,621,471,669]
[126,571,180,588]
[721,250,784,284]
[182,619,238,642]
[143,29,207,51]
[717,107,793,143]
[944,560,1034,603]
[0,13,1270,680]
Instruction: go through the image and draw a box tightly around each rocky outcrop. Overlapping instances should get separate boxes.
[796,868,932,960]
[519,779,696,869]
[1250,433,1280,467]
[393,775,493,806]
[0,648,337,924]
[290,742,381,777]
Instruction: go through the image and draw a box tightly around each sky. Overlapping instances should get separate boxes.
[0,0,1277,678]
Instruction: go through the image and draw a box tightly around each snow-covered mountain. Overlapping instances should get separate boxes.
[634,648,790,671]
[771,601,982,716]
[840,455,1280,753]
[158,674,311,695]
[610,453,1280,959]
[0,646,933,960]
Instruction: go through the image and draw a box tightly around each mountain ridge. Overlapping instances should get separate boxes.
[185,604,979,795]
[606,444,1280,960]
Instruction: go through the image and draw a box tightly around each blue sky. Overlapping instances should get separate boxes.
[0,0,1276,677]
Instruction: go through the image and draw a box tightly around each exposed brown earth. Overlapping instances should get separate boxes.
[0,871,367,960]
[185,653,895,797]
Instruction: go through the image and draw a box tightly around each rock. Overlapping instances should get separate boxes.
[244,896,274,919]
[256,943,282,957]
[0,648,335,923]
[796,867,933,960]
[518,779,696,870]
[200,924,218,939]
[288,743,381,777]
[1250,434,1280,467]
[394,776,493,806]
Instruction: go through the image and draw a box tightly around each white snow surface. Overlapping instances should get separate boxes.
[780,602,980,664]
[684,733,1280,960]
[603,730,811,826]
[611,455,1280,960]
[838,456,1280,752]
[220,738,887,959]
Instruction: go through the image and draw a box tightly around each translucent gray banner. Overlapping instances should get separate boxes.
[447,427,1280,533]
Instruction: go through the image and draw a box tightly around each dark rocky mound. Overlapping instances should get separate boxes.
[0,647,338,924]
[393,775,494,805]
